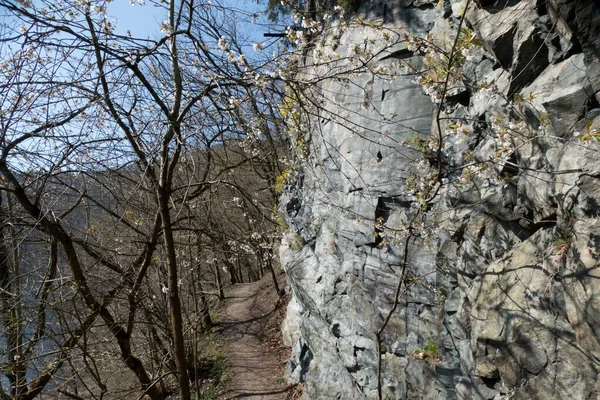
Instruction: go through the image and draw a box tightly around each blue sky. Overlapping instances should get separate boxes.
[106,1,165,38]
[106,0,273,41]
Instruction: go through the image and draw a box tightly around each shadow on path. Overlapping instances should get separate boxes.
[216,273,293,400]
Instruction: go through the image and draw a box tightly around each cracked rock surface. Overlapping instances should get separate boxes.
[279,0,600,399]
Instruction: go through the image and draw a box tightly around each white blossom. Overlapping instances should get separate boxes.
[218,36,227,51]
[253,42,263,52]
[229,96,242,107]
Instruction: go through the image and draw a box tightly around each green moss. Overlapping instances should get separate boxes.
[423,339,437,356]
[502,172,518,186]
[273,204,287,231]
[274,169,290,193]
[290,234,304,251]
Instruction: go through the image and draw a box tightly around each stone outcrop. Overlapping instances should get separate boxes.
[279,0,600,398]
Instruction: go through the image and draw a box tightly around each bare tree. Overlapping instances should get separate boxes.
[0,0,289,397]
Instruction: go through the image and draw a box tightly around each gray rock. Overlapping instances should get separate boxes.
[547,0,600,58]
[279,0,600,399]
[282,296,304,347]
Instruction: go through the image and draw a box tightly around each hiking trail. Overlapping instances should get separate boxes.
[216,273,294,399]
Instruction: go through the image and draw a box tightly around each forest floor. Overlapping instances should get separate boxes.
[215,272,299,400]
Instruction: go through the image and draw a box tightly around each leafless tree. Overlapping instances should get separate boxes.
[0,0,288,398]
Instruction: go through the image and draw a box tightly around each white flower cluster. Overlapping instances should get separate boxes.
[218,36,227,51]
[227,240,254,254]
[441,120,474,162]
[403,28,476,104]
[250,232,262,240]
[311,42,339,63]
[160,21,172,34]
[286,26,305,46]
[300,17,320,32]
[236,118,264,157]
[229,96,242,108]
[254,73,267,89]
[253,42,264,52]
[490,116,524,163]
[405,165,438,209]
[215,36,251,70]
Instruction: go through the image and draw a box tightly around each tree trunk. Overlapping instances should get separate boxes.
[0,193,26,397]
[213,262,225,300]
[267,247,283,297]
[197,279,213,330]
[226,261,238,285]
[158,187,190,400]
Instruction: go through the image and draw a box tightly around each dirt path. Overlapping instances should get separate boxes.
[216,273,293,399]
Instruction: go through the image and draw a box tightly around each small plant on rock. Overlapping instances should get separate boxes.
[552,232,571,261]
[291,234,304,251]
[410,338,439,362]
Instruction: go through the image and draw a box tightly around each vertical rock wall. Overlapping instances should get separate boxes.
[280,0,600,399]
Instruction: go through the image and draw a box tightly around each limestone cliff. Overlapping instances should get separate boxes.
[279,0,600,399]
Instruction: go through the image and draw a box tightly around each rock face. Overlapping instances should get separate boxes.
[279,0,600,399]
